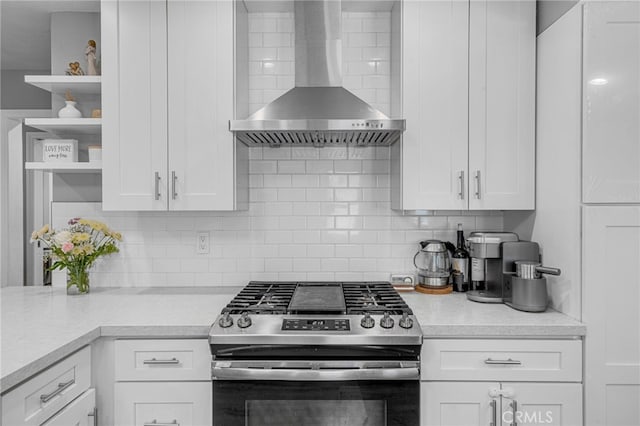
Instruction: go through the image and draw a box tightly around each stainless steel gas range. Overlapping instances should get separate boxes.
[209,281,423,426]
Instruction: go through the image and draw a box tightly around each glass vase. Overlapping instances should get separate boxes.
[67,266,90,295]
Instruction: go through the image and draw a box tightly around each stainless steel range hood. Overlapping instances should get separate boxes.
[230,0,405,147]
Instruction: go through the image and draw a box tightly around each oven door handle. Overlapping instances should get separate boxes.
[212,366,420,381]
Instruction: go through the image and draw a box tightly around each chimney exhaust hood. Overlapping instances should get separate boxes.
[230,0,405,147]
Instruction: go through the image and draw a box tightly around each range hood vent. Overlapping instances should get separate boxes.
[230,0,405,147]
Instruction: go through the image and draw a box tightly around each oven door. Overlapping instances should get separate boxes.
[212,360,420,426]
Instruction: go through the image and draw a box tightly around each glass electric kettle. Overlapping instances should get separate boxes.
[413,240,456,287]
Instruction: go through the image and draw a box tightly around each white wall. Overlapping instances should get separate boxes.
[531,4,583,320]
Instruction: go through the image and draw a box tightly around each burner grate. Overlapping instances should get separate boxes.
[343,282,412,315]
[221,281,412,315]
[222,281,297,314]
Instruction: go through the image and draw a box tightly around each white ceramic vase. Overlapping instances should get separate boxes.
[58,101,82,118]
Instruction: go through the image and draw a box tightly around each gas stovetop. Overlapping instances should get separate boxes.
[210,282,422,346]
[222,281,413,315]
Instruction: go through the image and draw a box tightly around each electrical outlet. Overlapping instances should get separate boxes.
[196,232,210,254]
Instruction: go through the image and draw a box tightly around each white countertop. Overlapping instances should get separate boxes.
[0,286,585,392]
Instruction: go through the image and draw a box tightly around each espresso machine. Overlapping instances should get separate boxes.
[466,232,561,312]
[466,232,519,303]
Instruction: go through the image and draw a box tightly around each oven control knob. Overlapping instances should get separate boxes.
[237,312,252,329]
[360,313,375,329]
[399,312,413,329]
[380,312,394,329]
[218,312,233,328]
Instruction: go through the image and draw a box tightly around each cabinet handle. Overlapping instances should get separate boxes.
[143,357,180,365]
[143,421,179,426]
[510,400,518,426]
[171,171,178,200]
[484,358,522,365]
[489,399,497,426]
[40,378,75,403]
[154,172,161,200]
[458,170,465,199]
[474,170,481,199]
[88,407,98,426]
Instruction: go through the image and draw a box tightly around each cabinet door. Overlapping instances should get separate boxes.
[115,382,211,426]
[421,382,497,426]
[40,389,96,426]
[167,0,235,211]
[502,383,582,426]
[394,0,469,210]
[584,206,640,426]
[582,2,640,203]
[468,0,535,210]
[102,0,168,210]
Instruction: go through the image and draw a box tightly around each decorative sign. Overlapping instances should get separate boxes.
[42,139,78,162]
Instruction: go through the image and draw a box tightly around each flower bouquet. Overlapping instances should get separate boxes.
[31,218,121,294]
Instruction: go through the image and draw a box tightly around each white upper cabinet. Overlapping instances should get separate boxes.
[102,0,236,211]
[395,0,469,210]
[468,0,535,210]
[393,0,535,210]
[167,0,235,210]
[582,1,640,203]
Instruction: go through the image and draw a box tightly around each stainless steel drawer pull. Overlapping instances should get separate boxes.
[458,170,465,199]
[143,357,180,365]
[474,170,481,199]
[171,171,177,200]
[489,399,497,426]
[143,420,179,426]
[40,378,75,403]
[484,358,522,365]
[154,172,161,200]
[510,400,518,426]
[88,407,98,426]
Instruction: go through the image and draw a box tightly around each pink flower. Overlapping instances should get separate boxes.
[61,242,74,253]
[68,217,80,225]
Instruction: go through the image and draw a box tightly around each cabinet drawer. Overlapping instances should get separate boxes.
[1,346,91,426]
[115,339,211,381]
[40,388,96,426]
[115,382,212,426]
[421,339,582,382]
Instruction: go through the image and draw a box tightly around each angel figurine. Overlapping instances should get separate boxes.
[85,40,98,75]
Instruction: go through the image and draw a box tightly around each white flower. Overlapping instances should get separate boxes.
[54,230,72,245]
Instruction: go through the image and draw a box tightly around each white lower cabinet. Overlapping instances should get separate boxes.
[1,346,92,426]
[420,339,583,426]
[422,382,582,426]
[41,388,97,426]
[113,339,212,426]
[114,382,211,426]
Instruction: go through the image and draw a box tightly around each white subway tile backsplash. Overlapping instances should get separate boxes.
[277,160,306,174]
[263,32,292,47]
[277,188,306,202]
[306,160,334,174]
[306,188,334,202]
[318,175,347,188]
[334,160,362,174]
[335,188,362,202]
[348,32,377,47]
[49,12,504,289]
[320,202,350,216]
[249,16,277,33]
[249,47,278,61]
[250,160,277,174]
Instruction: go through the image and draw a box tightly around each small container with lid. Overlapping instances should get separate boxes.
[88,145,102,163]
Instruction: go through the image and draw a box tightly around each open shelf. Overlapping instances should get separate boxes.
[24,118,102,135]
[25,162,102,173]
[24,75,101,96]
